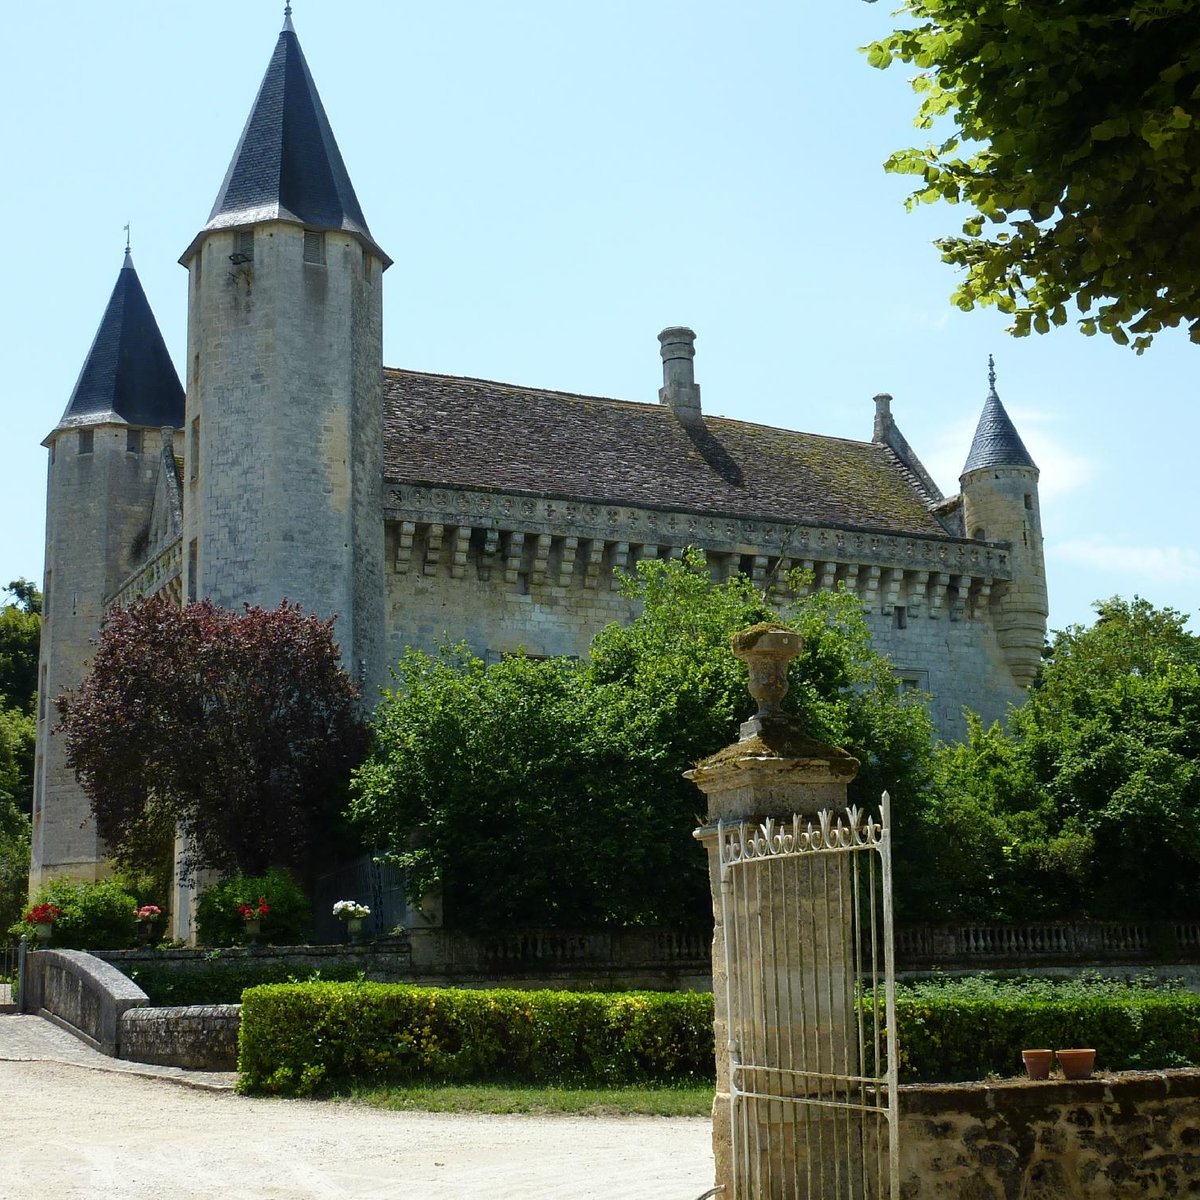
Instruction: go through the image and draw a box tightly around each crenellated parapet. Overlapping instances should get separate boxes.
[106,536,184,611]
[385,484,1012,622]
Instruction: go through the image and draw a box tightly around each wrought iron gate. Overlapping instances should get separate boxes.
[716,793,899,1199]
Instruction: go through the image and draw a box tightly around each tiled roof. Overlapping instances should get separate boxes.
[961,386,1036,474]
[56,252,185,431]
[382,370,952,539]
[186,21,388,265]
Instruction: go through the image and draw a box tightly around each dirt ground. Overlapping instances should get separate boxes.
[0,1058,714,1200]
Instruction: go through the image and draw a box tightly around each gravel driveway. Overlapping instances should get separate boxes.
[0,1017,714,1200]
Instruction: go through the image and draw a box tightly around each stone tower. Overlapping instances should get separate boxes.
[178,9,389,685]
[32,250,185,888]
[959,360,1047,688]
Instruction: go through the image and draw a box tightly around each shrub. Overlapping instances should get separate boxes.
[8,877,139,949]
[123,959,365,1006]
[886,975,1200,1082]
[195,868,312,946]
[237,982,715,1096]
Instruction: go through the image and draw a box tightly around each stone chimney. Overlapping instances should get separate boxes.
[873,392,893,442]
[658,327,701,421]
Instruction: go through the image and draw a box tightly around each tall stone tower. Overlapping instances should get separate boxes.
[960,360,1047,688]
[178,9,389,684]
[32,250,185,888]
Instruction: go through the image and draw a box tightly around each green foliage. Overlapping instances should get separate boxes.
[0,793,30,943]
[123,959,365,1006]
[889,975,1200,1082]
[11,877,138,950]
[0,585,40,713]
[195,868,313,947]
[351,553,933,930]
[57,596,370,879]
[919,597,1200,919]
[865,1,1200,351]
[237,982,715,1096]
[0,706,36,817]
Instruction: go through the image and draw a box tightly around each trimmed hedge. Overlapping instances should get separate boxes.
[122,961,366,1006]
[890,977,1200,1082]
[235,976,1200,1095]
[237,982,714,1095]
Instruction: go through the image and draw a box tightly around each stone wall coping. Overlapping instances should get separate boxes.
[25,948,149,1056]
[35,949,149,1003]
[900,1068,1200,1115]
[122,1003,242,1020]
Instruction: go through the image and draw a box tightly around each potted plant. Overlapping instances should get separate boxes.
[133,904,162,943]
[1056,1048,1096,1080]
[332,900,371,941]
[237,897,270,941]
[25,903,62,944]
[1021,1049,1053,1080]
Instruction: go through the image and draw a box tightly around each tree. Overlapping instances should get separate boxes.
[0,583,40,713]
[57,596,370,880]
[866,1,1200,351]
[351,554,935,930]
[921,597,1200,919]
[0,790,30,942]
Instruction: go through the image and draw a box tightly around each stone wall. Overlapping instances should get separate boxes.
[119,1004,240,1071]
[898,1070,1200,1198]
[99,929,712,994]
[383,486,1026,737]
[22,949,148,1055]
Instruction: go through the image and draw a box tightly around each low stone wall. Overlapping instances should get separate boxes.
[99,931,712,993]
[899,1069,1200,1198]
[23,949,148,1055]
[119,1004,241,1071]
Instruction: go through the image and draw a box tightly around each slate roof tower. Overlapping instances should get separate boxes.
[959,359,1047,687]
[33,251,185,887]
[179,9,387,688]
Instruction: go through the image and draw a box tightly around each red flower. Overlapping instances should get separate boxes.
[25,903,62,925]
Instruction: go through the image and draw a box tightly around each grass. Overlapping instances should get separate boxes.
[337,1081,715,1117]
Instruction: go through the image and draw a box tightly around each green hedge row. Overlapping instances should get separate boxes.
[237,982,714,1095]
[889,977,1200,1082]
[122,961,366,1007]
[235,977,1200,1095]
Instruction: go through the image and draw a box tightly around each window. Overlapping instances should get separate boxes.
[44,570,50,616]
[187,540,198,602]
[893,605,907,630]
[1024,493,1033,510]
[189,417,200,482]
[127,428,143,454]
[231,229,254,264]
[78,429,93,455]
[303,230,326,265]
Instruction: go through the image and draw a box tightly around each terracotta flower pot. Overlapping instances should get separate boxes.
[1056,1048,1096,1080]
[1021,1049,1053,1080]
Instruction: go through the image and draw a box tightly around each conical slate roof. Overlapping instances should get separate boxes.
[961,362,1036,475]
[186,16,389,265]
[56,251,185,431]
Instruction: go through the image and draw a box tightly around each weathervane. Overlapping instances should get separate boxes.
[123,223,131,255]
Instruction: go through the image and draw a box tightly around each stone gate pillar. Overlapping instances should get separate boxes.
[689,624,861,1199]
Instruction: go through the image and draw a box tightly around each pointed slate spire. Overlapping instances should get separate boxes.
[55,253,185,431]
[961,356,1036,475]
[185,15,390,266]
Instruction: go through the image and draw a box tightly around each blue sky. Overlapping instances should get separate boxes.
[1,2,1194,633]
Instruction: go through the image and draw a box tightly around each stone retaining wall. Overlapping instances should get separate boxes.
[119,1004,240,1071]
[23,949,148,1055]
[899,1070,1200,1198]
